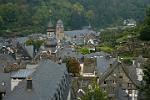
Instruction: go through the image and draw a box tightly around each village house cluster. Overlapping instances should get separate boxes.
[0,19,146,100]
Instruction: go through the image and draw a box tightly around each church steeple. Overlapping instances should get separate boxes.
[56,19,64,41]
[47,20,55,38]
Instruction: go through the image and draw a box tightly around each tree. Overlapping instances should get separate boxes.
[85,10,95,23]
[65,57,80,76]
[0,0,150,35]
[32,4,51,26]
[79,48,90,55]
[143,59,150,99]
[0,16,4,29]
[25,39,44,50]
[25,39,34,45]
[72,3,84,15]
[33,40,44,50]
[139,6,150,41]
[81,83,107,100]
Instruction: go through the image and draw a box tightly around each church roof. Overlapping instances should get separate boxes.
[45,38,57,47]
[47,20,54,28]
[57,19,63,25]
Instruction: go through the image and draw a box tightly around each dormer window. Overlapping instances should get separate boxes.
[119,76,123,79]
[1,82,5,86]
[113,80,116,84]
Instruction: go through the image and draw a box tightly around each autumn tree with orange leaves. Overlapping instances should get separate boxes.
[64,57,80,76]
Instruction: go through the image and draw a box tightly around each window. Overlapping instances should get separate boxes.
[104,81,107,84]
[128,89,132,94]
[113,80,116,84]
[0,92,6,100]
[119,76,123,79]
[1,82,5,86]
[54,93,58,100]
[128,83,132,88]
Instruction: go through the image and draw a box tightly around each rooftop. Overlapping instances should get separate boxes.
[4,60,68,100]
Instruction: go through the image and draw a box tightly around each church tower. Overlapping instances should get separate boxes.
[47,20,55,38]
[56,19,64,41]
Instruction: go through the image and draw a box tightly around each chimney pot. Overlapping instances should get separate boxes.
[26,77,32,91]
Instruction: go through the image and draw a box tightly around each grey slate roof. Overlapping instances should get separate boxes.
[57,19,63,27]
[4,60,68,100]
[57,47,83,59]
[0,54,16,66]
[16,37,28,44]
[45,38,57,47]
[0,73,11,95]
[64,29,96,37]
[11,69,36,78]
[25,45,34,58]
[96,57,117,75]
[72,37,84,45]
[84,52,109,58]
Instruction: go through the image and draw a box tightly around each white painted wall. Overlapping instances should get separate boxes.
[11,78,22,91]
[136,68,144,81]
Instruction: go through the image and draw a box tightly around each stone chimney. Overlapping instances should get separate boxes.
[26,77,32,91]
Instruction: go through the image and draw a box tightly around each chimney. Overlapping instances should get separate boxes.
[110,64,112,67]
[26,77,32,91]
[58,57,62,64]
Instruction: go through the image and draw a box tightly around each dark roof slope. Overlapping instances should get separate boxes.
[4,60,67,100]
[0,73,11,95]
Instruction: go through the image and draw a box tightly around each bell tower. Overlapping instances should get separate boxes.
[56,19,64,41]
[47,20,55,38]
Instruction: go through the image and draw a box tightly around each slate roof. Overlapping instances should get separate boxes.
[26,64,38,69]
[72,37,84,45]
[0,42,4,49]
[64,29,96,38]
[0,73,11,95]
[16,37,28,44]
[25,45,34,58]
[11,69,36,78]
[96,56,117,75]
[4,60,68,100]
[47,20,54,28]
[57,19,63,27]
[84,52,109,58]
[0,54,16,65]
[45,38,57,47]
[57,47,83,59]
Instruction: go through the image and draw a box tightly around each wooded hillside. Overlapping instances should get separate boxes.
[0,0,150,36]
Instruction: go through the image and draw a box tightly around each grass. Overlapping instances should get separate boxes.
[119,55,134,65]
[99,46,114,53]
[116,35,128,43]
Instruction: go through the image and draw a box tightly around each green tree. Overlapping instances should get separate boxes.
[72,2,84,15]
[81,83,107,100]
[25,39,34,45]
[79,48,90,55]
[85,10,95,23]
[25,39,44,50]
[0,16,4,29]
[139,6,150,41]
[143,59,150,99]
[34,40,44,50]
[32,4,51,26]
